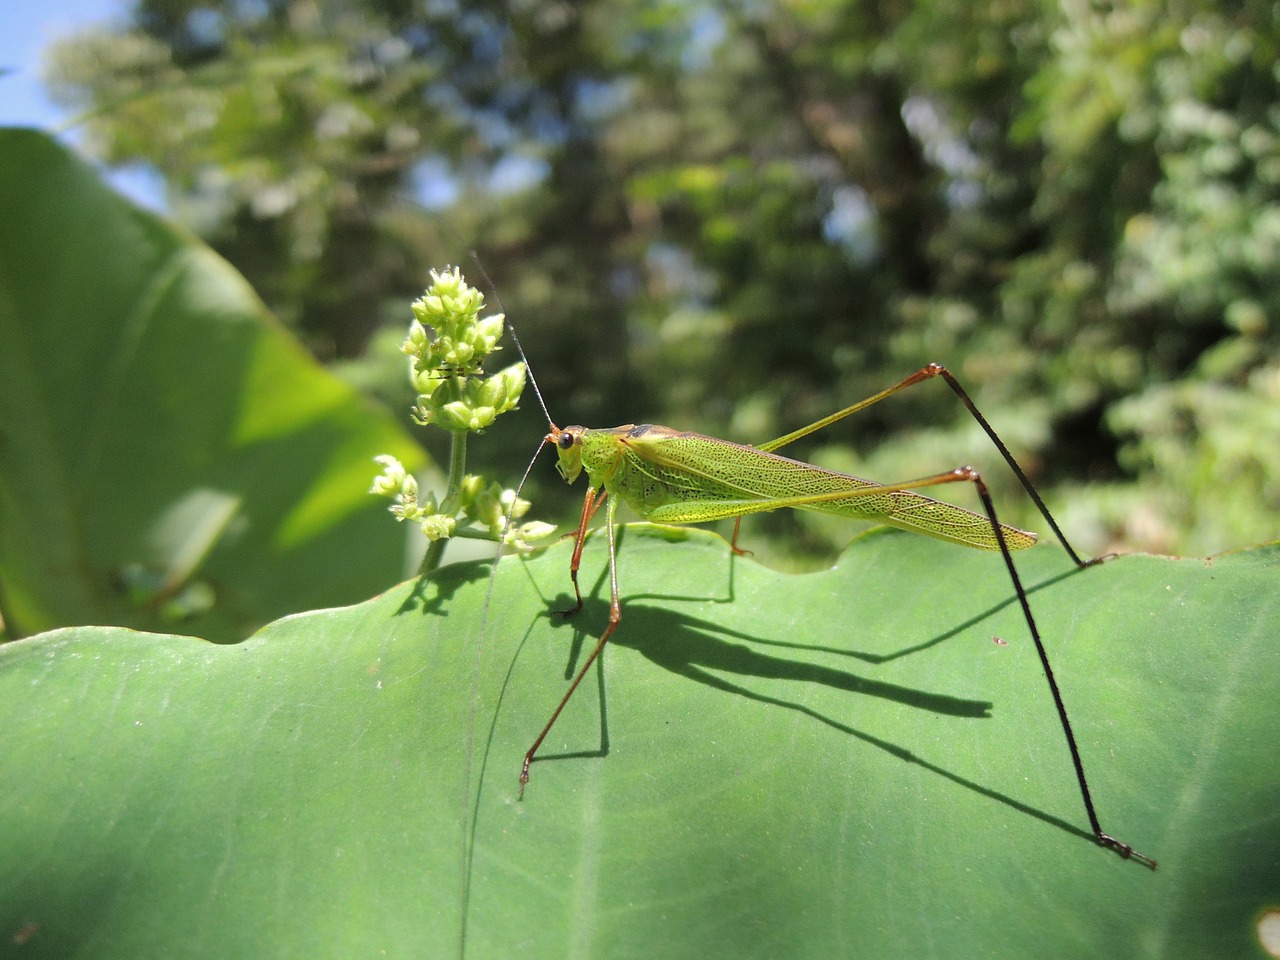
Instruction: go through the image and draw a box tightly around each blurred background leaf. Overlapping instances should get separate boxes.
[34,0,1280,565]
[0,129,426,642]
[1,529,1276,958]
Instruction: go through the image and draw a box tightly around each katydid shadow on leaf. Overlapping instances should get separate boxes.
[548,524,1088,668]
[598,598,993,717]
[709,561,1088,665]
[532,594,1093,846]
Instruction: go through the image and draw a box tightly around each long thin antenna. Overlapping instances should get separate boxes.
[469,247,557,556]
[467,250,555,429]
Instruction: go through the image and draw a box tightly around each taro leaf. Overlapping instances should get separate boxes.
[1,527,1276,959]
[0,128,424,642]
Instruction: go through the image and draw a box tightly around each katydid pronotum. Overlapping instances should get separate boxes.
[498,329,1156,869]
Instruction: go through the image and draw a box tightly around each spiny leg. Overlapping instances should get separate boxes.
[522,496,621,795]
[909,465,1156,869]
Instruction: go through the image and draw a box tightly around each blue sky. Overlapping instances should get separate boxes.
[1,0,124,126]
[1,0,166,208]
[0,0,509,213]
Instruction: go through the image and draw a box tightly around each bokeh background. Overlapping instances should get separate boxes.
[11,0,1280,567]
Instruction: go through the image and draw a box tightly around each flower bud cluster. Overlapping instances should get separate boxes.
[369,454,456,540]
[370,455,554,550]
[403,267,525,433]
[371,266,554,560]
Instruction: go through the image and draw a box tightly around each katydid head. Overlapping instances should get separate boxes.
[548,424,586,484]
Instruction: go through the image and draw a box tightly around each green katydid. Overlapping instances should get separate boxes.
[499,328,1156,870]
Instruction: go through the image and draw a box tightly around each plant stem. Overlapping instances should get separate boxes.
[419,429,469,575]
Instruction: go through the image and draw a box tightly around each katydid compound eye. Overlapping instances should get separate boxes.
[557,433,575,450]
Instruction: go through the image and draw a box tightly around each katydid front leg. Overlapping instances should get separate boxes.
[560,486,607,617]
[521,492,621,796]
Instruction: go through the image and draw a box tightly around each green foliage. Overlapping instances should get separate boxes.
[1105,362,1280,554]
[40,0,1280,561]
[0,129,424,641]
[2,528,1276,957]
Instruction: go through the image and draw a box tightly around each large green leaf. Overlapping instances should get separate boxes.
[0,128,424,642]
[1,527,1275,958]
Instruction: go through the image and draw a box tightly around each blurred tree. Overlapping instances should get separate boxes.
[43,0,1280,561]
[1015,0,1280,552]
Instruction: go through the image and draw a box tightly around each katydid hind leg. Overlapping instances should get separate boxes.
[736,359,1150,859]
[875,462,1156,866]
[962,466,1156,869]
[736,459,1154,866]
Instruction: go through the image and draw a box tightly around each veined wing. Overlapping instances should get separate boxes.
[620,428,1035,551]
